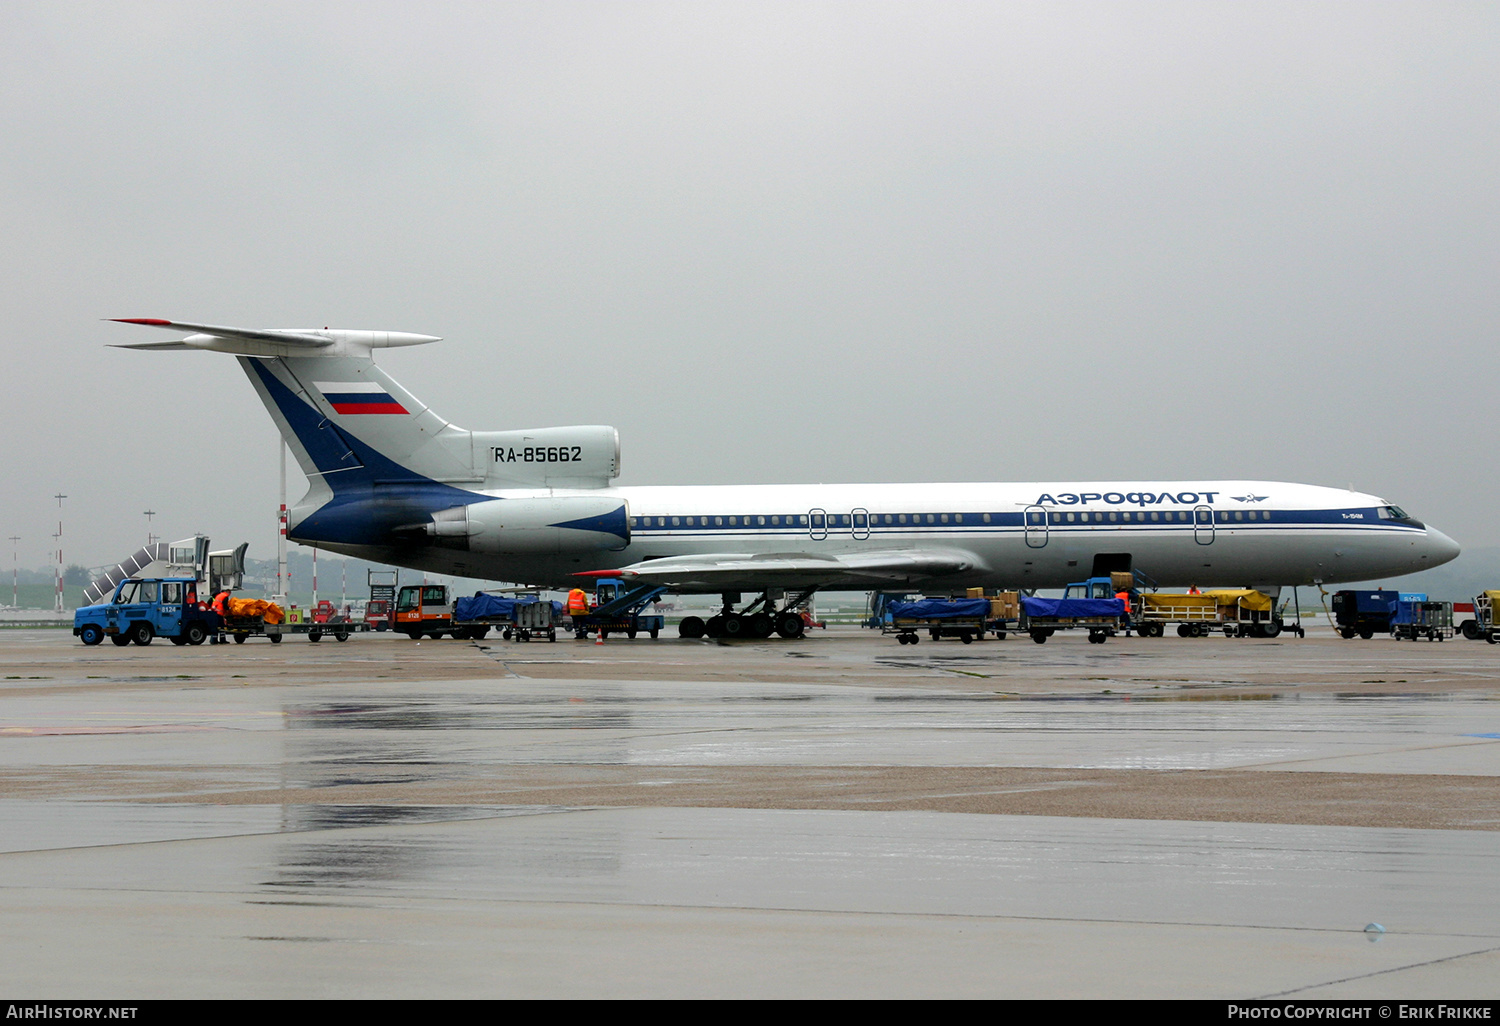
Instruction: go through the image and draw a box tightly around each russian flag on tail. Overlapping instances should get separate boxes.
[315,381,408,415]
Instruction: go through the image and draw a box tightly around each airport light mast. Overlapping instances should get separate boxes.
[143,509,157,548]
[52,493,66,614]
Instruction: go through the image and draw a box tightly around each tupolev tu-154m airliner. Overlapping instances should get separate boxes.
[112,318,1460,639]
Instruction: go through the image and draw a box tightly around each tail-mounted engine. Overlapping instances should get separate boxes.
[425,496,629,554]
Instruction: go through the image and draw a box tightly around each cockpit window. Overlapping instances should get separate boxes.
[1378,505,1409,520]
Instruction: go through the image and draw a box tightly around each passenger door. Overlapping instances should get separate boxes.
[1024,505,1049,548]
[1194,506,1215,546]
[808,508,828,542]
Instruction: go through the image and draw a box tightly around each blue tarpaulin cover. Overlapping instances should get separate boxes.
[455,595,565,622]
[889,598,991,619]
[455,594,515,621]
[1020,596,1124,619]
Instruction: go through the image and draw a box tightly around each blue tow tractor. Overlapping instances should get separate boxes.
[73,577,219,647]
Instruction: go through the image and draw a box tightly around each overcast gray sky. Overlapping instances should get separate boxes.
[1,1,1495,572]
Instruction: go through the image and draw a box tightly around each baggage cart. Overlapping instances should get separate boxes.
[217,613,366,644]
[883,598,990,645]
[1391,597,1453,641]
[1019,595,1124,644]
[510,597,558,642]
[1134,593,1221,638]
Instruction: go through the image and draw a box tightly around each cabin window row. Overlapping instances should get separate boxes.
[1030,510,1274,525]
[627,509,1278,529]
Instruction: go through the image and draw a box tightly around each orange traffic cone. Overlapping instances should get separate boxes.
[595,630,604,645]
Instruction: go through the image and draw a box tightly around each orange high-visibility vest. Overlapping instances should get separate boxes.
[567,589,590,615]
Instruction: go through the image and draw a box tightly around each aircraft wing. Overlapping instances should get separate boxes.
[604,548,979,591]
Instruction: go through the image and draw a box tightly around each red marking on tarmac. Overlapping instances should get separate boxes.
[0,725,220,736]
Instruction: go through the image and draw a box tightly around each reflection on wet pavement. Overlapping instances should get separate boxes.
[0,629,1496,997]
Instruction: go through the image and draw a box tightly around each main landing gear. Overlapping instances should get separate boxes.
[678,591,811,640]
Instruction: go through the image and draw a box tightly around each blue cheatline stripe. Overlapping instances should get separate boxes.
[624,509,1422,535]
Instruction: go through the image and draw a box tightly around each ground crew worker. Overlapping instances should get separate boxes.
[1115,590,1132,614]
[566,588,590,617]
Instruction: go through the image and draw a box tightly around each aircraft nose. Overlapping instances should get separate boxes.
[1421,527,1461,568]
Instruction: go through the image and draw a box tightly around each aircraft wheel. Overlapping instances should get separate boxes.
[722,615,745,638]
[79,624,104,646]
[678,616,705,639]
[749,613,774,638]
[130,622,154,646]
[704,615,724,638]
[110,635,131,647]
[776,613,805,639]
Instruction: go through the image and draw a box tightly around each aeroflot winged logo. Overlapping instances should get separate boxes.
[315,381,408,415]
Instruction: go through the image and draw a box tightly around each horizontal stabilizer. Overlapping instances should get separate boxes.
[108,318,442,357]
[110,341,194,350]
[110,318,336,347]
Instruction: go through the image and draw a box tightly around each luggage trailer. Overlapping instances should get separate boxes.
[1134,590,1300,639]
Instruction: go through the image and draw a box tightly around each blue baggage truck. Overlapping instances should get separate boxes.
[1330,590,1399,639]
